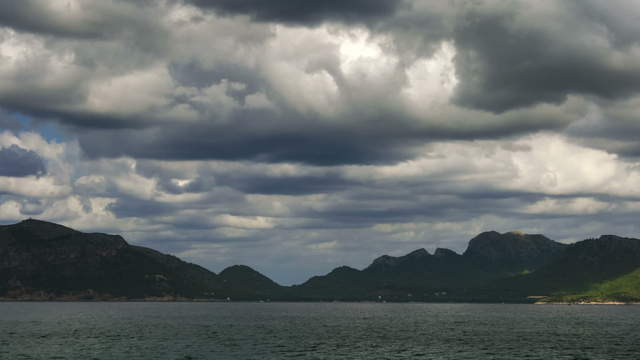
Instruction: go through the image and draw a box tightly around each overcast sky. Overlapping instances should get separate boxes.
[1,0,640,284]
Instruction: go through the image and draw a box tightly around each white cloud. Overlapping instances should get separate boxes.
[351,133,640,198]
[523,197,613,215]
[85,64,175,116]
[213,214,277,230]
[403,41,458,112]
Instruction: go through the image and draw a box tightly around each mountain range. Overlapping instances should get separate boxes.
[2,219,640,303]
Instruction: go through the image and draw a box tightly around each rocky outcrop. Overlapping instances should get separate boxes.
[463,231,567,272]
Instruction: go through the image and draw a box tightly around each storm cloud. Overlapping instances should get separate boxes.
[187,0,404,25]
[0,1,635,166]
[451,1,640,112]
[0,144,46,177]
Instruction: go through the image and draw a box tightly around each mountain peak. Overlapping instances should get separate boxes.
[2,218,78,242]
[330,266,359,274]
[219,265,281,294]
[370,254,397,267]
[220,265,257,275]
[407,248,430,257]
[465,231,553,250]
[477,230,501,237]
[17,218,72,228]
[463,231,566,271]
[434,248,459,258]
[369,248,431,268]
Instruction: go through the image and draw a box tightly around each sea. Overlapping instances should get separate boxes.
[0,302,638,359]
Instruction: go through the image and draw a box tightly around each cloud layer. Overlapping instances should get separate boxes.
[188,0,403,25]
[0,0,640,283]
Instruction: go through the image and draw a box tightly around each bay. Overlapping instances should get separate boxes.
[0,302,638,359]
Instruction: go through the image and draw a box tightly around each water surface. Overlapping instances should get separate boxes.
[0,302,638,359]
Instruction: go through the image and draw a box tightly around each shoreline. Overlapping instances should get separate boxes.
[1,298,638,305]
[536,301,640,305]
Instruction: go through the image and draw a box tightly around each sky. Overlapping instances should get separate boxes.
[1,0,640,285]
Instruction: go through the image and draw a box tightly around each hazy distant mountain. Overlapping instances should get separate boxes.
[2,219,640,303]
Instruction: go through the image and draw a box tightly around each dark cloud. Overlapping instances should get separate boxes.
[300,191,538,228]
[0,145,46,177]
[575,0,640,49]
[2,0,630,166]
[564,96,640,158]
[170,62,262,91]
[169,61,265,105]
[0,0,167,43]
[0,0,103,38]
[76,114,421,166]
[451,2,640,112]
[136,158,357,196]
[217,172,358,195]
[106,198,177,218]
[187,0,404,25]
[72,98,582,166]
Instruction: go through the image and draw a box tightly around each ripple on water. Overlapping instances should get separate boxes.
[0,303,639,359]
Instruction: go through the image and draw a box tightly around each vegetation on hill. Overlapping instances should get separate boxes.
[2,219,640,303]
[1,219,226,299]
[544,268,640,303]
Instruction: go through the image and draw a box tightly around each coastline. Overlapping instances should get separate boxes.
[536,301,640,305]
[0,296,228,302]
[2,297,637,305]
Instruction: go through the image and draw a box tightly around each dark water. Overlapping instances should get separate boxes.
[0,302,638,359]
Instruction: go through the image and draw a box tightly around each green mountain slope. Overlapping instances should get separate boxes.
[519,235,640,303]
[545,268,640,303]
